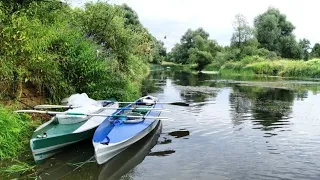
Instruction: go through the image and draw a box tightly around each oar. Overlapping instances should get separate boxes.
[34,105,79,109]
[15,110,170,119]
[33,105,170,111]
[116,101,215,107]
[114,101,191,106]
[61,96,191,106]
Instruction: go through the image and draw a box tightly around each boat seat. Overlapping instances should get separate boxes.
[132,105,151,114]
[123,111,142,118]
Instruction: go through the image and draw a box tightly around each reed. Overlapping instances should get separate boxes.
[209,57,320,78]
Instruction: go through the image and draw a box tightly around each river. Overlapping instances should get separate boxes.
[29,69,320,179]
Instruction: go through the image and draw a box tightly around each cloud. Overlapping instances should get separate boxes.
[69,0,320,51]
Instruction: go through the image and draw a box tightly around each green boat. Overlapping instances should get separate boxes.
[29,94,119,163]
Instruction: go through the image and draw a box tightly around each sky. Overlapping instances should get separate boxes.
[69,0,320,51]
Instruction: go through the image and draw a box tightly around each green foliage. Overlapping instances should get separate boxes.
[150,40,167,64]
[298,38,311,60]
[1,160,35,174]
[189,49,213,71]
[231,14,253,48]
[253,7,300,59]
[120,3,141,26]
[170,28,221,71]
[242,58,320,78]
[0,106,33,158]
[0,1,163,103]
[257,48,278,59]
[206,54,320,78]
[311,43,320,58]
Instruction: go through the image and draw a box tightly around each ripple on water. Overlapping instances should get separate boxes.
[131,72,320,180]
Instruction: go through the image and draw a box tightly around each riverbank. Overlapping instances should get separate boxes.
[204,56,320,78]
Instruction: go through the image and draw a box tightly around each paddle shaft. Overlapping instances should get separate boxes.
[15,110,169,119]
[34,105,169,111]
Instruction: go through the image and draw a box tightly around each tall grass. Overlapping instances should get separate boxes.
[245,59,320,78]
[1,160,35,174]
[0,106,34,159]
[207,56,320,78]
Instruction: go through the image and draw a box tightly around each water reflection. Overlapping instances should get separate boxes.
[133,71,320,180]
[229,85,294,132]
[31,70,320,180]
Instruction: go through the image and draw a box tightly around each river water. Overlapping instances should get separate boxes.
[31,70,320,179]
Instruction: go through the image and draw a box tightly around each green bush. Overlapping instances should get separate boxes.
[221,61,244,71]
[0,1,159,103]
[244,61,281,75]
[204,62,220,71]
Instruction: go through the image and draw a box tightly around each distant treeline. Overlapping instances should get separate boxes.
[0,0,166,103]
[167,7,320,72]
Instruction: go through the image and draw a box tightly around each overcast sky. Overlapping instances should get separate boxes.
[69,0,320,51]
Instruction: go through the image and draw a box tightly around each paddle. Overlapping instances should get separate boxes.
[33,105,170,112]
[115,101,191,106]
[34,105,80,109]
[115,101,215,106]
[15,110,170,120]
[61,96,192,107]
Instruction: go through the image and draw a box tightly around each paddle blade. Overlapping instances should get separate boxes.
[168,102,190,106]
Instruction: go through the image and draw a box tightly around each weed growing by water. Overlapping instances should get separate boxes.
[0,106,34,159]
[1,160,35,174]
[207,56,320,78]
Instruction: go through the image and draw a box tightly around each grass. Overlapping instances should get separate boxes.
[1,160,35,174]
[0,105,36,159]
[206,56,320,78]
[0,160,36,179]
[245,59,320,78]
[161,61,178,65]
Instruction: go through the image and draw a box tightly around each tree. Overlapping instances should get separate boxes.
[120,3,141,26]
[2,0,64,14]
[170,28,216,64]
[311,43,320,58]
[169,27,222,71]
[169,28,221,70]
[173,28,210,64]
[254,7,299,59]
[298,38,311,60]
[189,49,213,72]
[150,40,167,64]
[231,14,253,48]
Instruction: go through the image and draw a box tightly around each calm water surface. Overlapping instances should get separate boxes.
[36,70,320,180]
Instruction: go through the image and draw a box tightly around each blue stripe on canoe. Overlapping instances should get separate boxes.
[93,103,162,144]
[92,104,130,142]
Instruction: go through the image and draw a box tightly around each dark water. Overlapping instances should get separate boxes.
[24,70,320,179]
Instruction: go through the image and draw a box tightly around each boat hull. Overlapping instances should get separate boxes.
[31,128,96,163]
[97,121,162,180]
[30,103,119,163]
[94,119,160,165]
